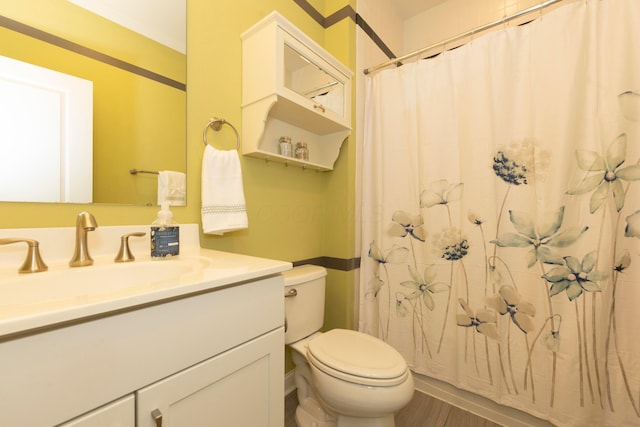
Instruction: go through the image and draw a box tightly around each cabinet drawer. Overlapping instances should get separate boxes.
[58,395,135,427]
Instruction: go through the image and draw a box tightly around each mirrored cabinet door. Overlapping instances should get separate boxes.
[283,43,344,118]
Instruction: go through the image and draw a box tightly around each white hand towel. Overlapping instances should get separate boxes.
[201,146,248,235]
[157,171,186,206]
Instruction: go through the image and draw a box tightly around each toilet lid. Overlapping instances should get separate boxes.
[307,329,408,385]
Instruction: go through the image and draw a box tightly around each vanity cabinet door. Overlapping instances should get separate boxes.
[58,395,134,427]
[136,328,284,427]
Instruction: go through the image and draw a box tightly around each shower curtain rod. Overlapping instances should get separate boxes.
[363,0,564,75]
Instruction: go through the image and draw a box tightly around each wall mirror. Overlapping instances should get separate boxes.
[283,43,344,117]
[0,0,186,206]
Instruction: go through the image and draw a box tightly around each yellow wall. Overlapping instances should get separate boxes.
[186,1,357,372]
[322,2,358,337]
[188,0,357,265]
[0,0,357,373]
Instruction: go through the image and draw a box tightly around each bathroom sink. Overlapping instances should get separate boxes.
[0,256,213,322]
[0,224,292,340]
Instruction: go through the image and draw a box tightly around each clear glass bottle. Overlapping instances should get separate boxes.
[279,136,293,157]
[295,142,309,161]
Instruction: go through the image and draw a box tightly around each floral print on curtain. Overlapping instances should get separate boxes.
[360,1,640,426]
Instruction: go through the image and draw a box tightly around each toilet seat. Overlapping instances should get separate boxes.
[306,329,409,387]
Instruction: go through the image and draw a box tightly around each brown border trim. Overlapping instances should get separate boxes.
[355,14,396,60]
[293,256,361,272]
[0,15,186,91]
[325,6,356,27]
[292,0,325,26]
[293,0,397,65]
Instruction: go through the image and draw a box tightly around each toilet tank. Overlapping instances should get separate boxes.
[283,265,327,345]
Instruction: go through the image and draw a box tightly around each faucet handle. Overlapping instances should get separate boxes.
[0,238,48,274]
[114,232,146,263]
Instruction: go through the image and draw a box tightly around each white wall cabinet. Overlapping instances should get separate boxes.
[0,275,284,427]
[241,12,352,171]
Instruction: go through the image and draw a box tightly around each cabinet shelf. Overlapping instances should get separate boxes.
[242,94,350,171]
[241,12,352,171]
[245,150,333,172]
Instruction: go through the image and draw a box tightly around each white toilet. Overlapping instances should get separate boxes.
[283,265,414,427]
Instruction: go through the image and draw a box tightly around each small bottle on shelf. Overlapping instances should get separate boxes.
[295,142,309,161]
[279,136,293,157]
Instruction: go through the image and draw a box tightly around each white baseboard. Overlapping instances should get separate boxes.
[413,373,553,427]
[285,370,296,397]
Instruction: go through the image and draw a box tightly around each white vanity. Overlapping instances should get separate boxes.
[0,224,291,426]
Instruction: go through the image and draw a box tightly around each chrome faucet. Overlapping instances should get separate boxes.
[69,211,98,267]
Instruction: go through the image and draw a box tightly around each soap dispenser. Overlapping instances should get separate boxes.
[151,202,179,258]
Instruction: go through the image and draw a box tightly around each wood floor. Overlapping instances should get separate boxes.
[285,389,503,427]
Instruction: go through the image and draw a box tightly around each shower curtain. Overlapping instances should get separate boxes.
[360,1,640,425]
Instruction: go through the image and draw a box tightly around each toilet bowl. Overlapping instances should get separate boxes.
[283,265,414,427]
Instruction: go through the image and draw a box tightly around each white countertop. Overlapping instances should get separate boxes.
[0,224,291,339]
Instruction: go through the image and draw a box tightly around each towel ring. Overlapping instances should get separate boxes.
[203,117,240,150]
